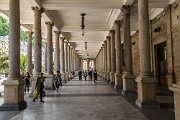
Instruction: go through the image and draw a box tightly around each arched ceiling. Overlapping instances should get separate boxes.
[0,0,175,59]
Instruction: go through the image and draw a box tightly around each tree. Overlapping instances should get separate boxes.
[20,54,27,75]
[20,29,27,42]
[0,16,9,36]
[0,52,9,74]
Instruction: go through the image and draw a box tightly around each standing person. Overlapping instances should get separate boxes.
[24,72,31,94]
[56,71,62,87]
[93,69,97,83]
[89,70,93,81]
[33,73,46,102]
[52,74,58,92]
[84,70,87,81]
[71,70,75,79]
[78,70,82,80]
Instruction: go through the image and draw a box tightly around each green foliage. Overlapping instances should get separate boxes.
[20,54,27,75]
[0,16,9,36]
[20,29,27,42]
[0,52,9,74]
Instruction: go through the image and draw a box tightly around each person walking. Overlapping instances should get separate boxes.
[88,70,93,81]
[56,71,62,86]
[71,70,75,79]
[33,73,46,102]
[93,69,97,83]
[84,70,87,81]
[24,72,31,94]
[78,70,82,80]
[52,74,58,93]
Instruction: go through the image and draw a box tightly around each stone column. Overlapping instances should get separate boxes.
[69,47,72,71]
[0,0,27,110]
[54,31,60,72]
[110,30,116,85]
[64,41,69,81]
[106,36,111,82]
[74,50,76,75]
[104,40,107,80]
[72,48,74,72]
[30,7,43,96]
[94,59,96,70]
[44,42,47,73]
[135,0,159,108]
[101,47,103,77]
[170,0,180,119]
[102,44,105,80]
[68,44,71,80]
[114,20,123,89]
[26,31,33,75]
[60,37,66,82]
[121,5,135,95]
[45,22,54,87]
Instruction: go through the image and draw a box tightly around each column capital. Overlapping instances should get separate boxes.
[64,40,68,44]
[121,5,131,15]
[26,31,33,37]
[110,30,115,35]
[54,31,61,34]
[45,22,54,27]
[104,40,107,44]
[114,20,122,27]
[31,7,44,15]
[60,37,65,40]
[106,36,110,40]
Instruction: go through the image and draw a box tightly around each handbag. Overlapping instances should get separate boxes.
[33,89,38,99]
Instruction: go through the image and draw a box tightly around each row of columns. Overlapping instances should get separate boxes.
[0,0,82,110]
[95,1,158,108]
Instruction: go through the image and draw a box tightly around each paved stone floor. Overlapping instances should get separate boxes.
[0,76,175,120]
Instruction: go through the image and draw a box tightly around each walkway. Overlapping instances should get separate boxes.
[0,76,175,120]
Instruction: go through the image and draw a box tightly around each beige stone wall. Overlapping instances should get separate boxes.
[171,3,180,80]
[131,31,140,78]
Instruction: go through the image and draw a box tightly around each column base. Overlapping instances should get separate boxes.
[61,73,66,82]
[0,79,27,111]
[135,77,159,108]
[170,82,180,120]
[122,90,137,95]
[66,72,69,81]
[106,72,110,82]
[135,99,160,108]
[104,72,107,81]
[110,72,115,85]
[45,74,53,87]
[122,74,135,93]
[110,81,115,85]
[68,72,71,81]
[0,101,27,111]
[114,85,122,89]
[114,73,123,89]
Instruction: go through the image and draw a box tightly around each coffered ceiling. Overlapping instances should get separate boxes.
[0,0,176,59]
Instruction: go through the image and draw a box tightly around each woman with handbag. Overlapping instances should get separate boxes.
[33,73,46,102]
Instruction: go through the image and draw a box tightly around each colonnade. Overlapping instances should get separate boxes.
[0,1,81,110]
[95,0,158,108]
[1,1,180,119]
